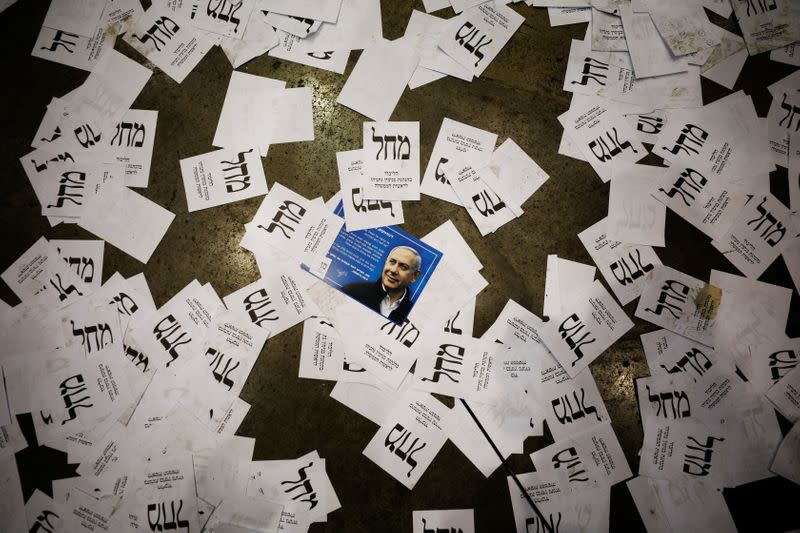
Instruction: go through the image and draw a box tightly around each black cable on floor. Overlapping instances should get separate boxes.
[459,399,554,533]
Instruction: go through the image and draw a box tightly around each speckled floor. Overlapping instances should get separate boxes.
[1,1,799,531]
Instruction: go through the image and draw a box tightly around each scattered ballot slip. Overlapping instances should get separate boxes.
[635,266,721,347]
[180,146,267,212]
[31,24,114,72]
[529,421,632,489]
[731,0,800,56]
[650,163,745,242]
[336,38,421,121]
[412,509,475,533]
[257,0,343,23]
[558,100,646,183]
[268,30,350,74]
[223,271,315,338]
[711,193,793,279]
[578,217,662,305]
[420,118,498,206]
[79,179,175,264]
[99,109,157,188]
[362,121,421,201]
[438,2,525,78]
[362,390,448,489]
[337,149,404,231]
[123,6,215,84]
[539,279,634,378]
[449,163,519,236]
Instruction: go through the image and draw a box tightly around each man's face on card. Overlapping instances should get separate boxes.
[382,248,420,292]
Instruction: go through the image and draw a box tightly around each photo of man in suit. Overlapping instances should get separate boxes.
[341,245,422,323]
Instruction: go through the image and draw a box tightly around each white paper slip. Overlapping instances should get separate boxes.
[533,361,611,441]
[335,300,428,390]
[362,390,448,489]
[639,418,728,487]
[449,163,518,236]
[31,25,114,72]
[530,421,632,489]
[413,333,483,399]
[549,7,591,26]
[412,509,475,533]
[0,455,26,533]
[640,329,719,381]
[731,0,800,56]
[299,315,348,381]
[543,254,596,319]
[123,6,215,84]
[99,109,158,188]
[636,266,720,346]
[256,0,343,23]
[40,164,104,220]
[405,10,473,83]
[619,6,688,78]
[213,70,287,150]
[539,279,633,377]
[362,121,421,201]
[742,339,800,394]
[337,38,420,121]
[507,471,611,533]
[190,0,258,38]
[181,146,267,211]
[712,193,793,279]
[256,86,315,151]
[607,163,666,246]
[223,272,314,338]
[420,118,498,205]
[558,100,646,183]
[79,180,175,264]
[438,2,525,77]
[220,12,280,68]
[1,237,85,306]
[627,477,737,533]
[51,239,104,291]
[578,217,662,305]
[337,149,404,231]
[767,364,800,423]
[422,219,483,273]
[627,110,668,144]
[770,422,800,485]
[488,138,550,208]
[296,0,382,52]
[771,42,800,66]
[263,11,323,37]
[242,183,342,265]
[423,0,451,12]
[648,3,720,57]
[591,8,626,52]
[650,164,745,242]
[268,30,350,74]
[43,0,106,37]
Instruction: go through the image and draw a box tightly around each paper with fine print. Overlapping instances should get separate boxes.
[180,146,267,212]
[362,390,449,489]
[539,279,633,378]
[438,2,525,77]
[362,121,420,201]
[337,149,404,231]
[123,6,214,84]
[578,217,662,306]
[268,30,350,74]
[420,118,498,206]
[635,266,720,347]
[412,509,475,533]
[558,100,646,183]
